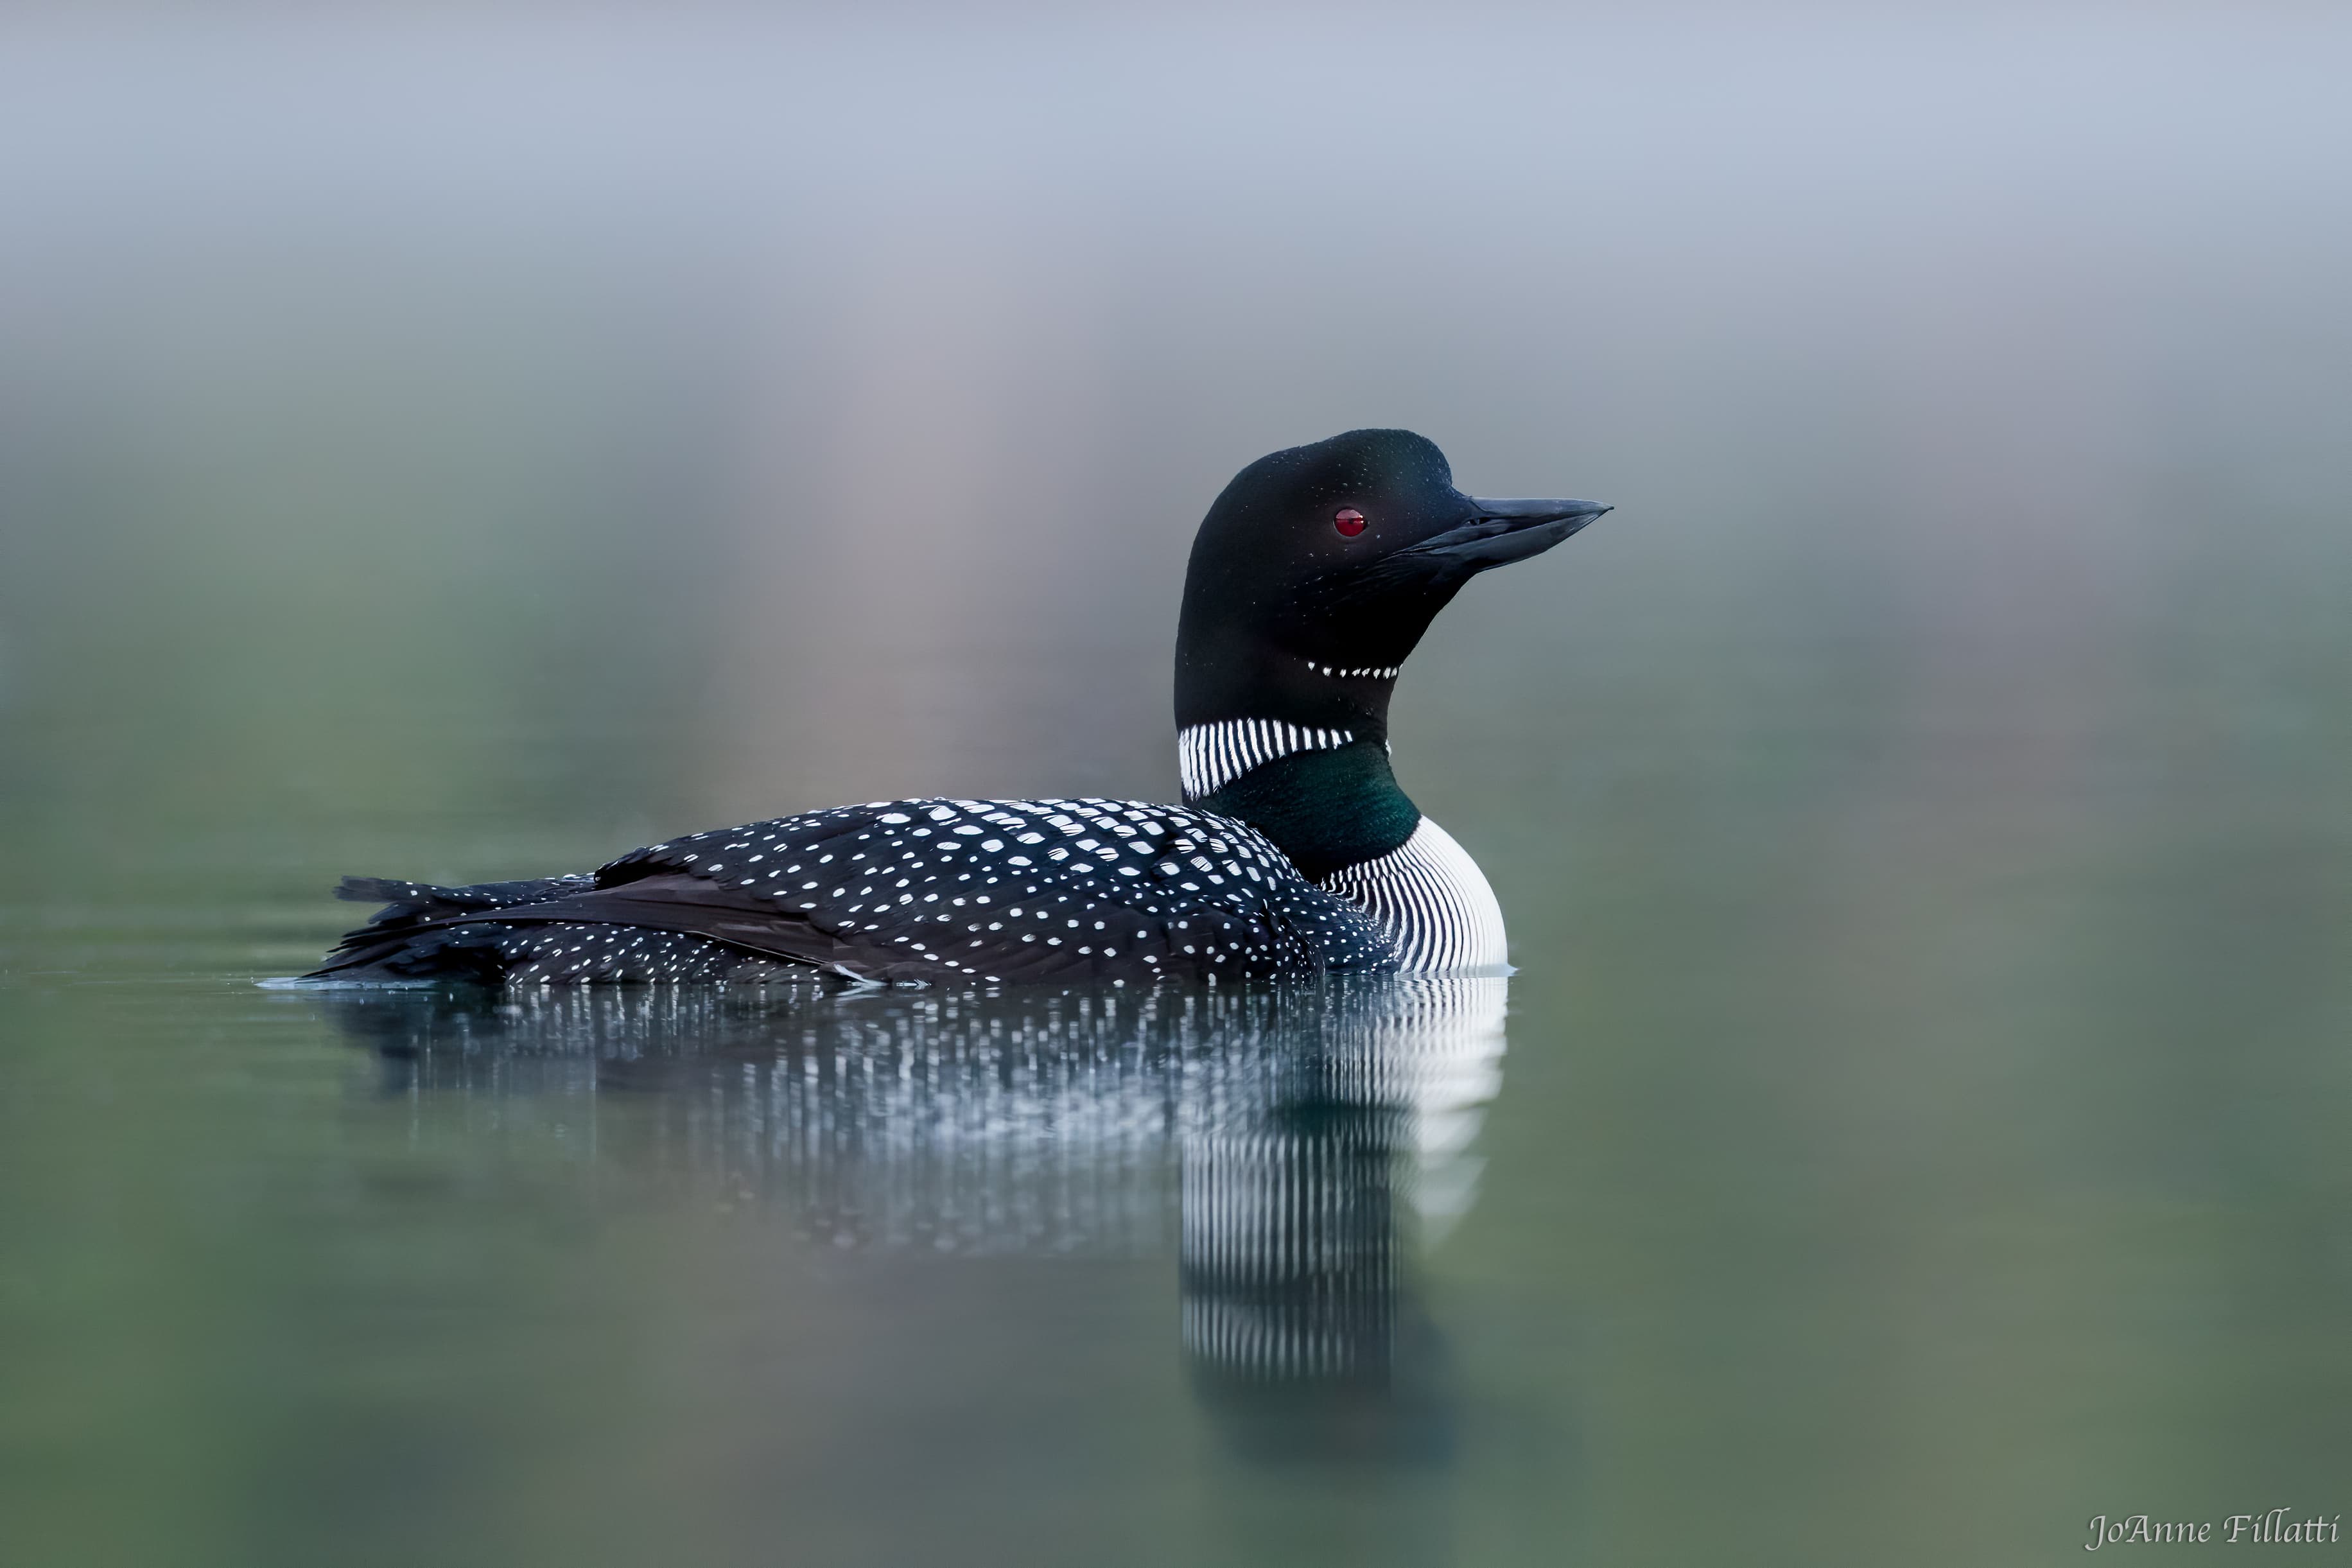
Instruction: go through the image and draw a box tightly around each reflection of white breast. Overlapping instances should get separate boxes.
[1178,977,1506,1376]
[1319,818,1510,975]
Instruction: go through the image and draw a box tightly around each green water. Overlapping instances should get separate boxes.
[5,11,2352,1564]
[6,543,2348,1564]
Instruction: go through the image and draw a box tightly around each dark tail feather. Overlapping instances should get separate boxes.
[307,871,830,986]
[331,869,597,930]
[306,872,598,980]
[306,924,522,984]
[335,873,596,923]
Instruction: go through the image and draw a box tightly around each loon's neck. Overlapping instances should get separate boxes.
[1174,630,1420,878]
[1188,734,1419,881]
[1185,730,1510,973]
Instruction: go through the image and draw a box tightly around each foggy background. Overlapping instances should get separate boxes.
[3,6,2349,1566]
[8,4,2346,851]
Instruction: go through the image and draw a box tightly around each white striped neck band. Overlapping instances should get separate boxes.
[1177,718,1357,803]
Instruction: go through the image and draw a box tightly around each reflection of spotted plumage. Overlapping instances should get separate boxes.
[324,975,1508,1273]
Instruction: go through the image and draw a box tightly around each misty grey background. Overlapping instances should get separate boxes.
[3,6,2349,1566]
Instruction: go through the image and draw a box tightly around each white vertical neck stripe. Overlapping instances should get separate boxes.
[1177,719,1355,803]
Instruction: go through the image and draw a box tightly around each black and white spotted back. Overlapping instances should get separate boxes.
[312,797,1398,987]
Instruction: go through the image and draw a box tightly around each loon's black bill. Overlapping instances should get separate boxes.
[1471,498,1614,527]
[1413,498,1615,573]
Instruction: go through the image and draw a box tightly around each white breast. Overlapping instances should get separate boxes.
[1318,817,1510,975]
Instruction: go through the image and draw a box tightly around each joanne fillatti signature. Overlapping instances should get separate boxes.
[2087,1511,2342,1550]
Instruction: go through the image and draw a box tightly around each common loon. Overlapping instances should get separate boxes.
[308,428,1611,986]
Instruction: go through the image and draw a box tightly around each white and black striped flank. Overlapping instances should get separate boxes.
[1318,818,1508,975]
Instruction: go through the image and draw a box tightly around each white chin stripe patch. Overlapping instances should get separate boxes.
[1178,719,1354,803]
[1319,817,1509,975]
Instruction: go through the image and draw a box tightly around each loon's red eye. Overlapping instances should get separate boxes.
[1334,509,1366,537]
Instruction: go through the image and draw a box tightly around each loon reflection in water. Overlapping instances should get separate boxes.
[318,977,1505,1466]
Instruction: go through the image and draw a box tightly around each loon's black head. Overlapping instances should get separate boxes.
[1175,429,1610,736]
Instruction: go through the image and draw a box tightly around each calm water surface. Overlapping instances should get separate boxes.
[5,647,2348,1565]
